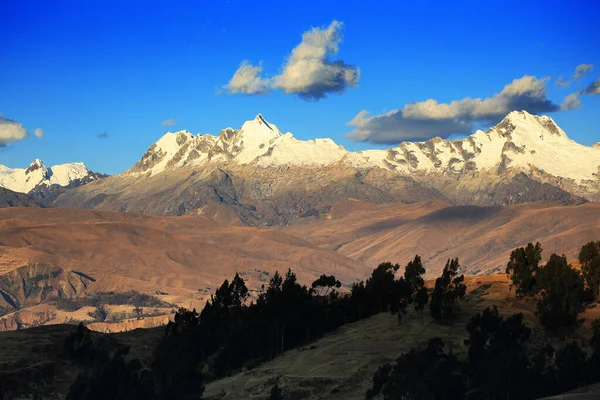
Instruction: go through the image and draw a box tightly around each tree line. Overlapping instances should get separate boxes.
[58,240,600,399]
[366,240,600,399]
[61,254,448,399]
[506,240,600,332]
[366,304,600,399]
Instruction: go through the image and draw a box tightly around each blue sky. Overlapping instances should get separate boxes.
[1,0,599,175]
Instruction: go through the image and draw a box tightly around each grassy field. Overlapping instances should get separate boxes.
[203,274,569,399]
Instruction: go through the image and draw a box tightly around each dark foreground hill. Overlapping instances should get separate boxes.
[3,274,600,399]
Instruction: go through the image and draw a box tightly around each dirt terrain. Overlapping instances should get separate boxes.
[0,202,598,333]
[286,199,600,277]
[0,207,369,317]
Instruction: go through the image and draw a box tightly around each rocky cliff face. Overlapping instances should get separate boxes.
[0,187,41,208]
[55,111,599,226]
[0,263,93,316]
[86,314,173,333]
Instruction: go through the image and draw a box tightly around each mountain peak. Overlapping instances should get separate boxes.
[494,110,567,139]
[1,159,94,194]
[25,159,48,175]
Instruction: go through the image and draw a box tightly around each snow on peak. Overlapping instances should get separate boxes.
[25,159,49,176]
[0,160,91,194]
[128,111,600,185]
[497,110,568,139]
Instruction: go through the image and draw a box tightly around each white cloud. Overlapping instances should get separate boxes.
[574,63,593,79]
[347,76,565,144]
[223,61,271,95]
[34,128,44,138]
[161,119,178,127]
[0,117,27,147]
[271,20,360,99]
[223,21,359,100]
[560,93,581,110]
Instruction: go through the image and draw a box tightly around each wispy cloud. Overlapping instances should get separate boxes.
[223,20,359,100]
[0,117,28,147]
[554,64,594,88]
[555,76,571,88]
[347,76,568,144]
[34,128,44,138]
[161,119,178,127]
[97,132,109,139]
[582,79,600,95]
[574,63,594,79]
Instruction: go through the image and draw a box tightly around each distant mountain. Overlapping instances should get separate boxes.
[55,111,600,225]
[0,159,107,206]
[0,187,40,208]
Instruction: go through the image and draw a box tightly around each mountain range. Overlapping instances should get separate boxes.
[44,110,600,226]
[0,159,105,207]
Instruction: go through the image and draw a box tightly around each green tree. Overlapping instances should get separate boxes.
[588,319,600,383]
[66,348,151,400]
[579,241,600,301]
[151,308,204,399]
[505,242,542,298]
[365,338,466,400]
[269,384,283,400]
[414,286,429,319]
[366,262,401,313]
[430,258,466,324]
[311,274,342,297]
[536,254,585,332]
[404,255,428,319]
[465,307,531,399]
[89,303,109,322]
[555,343,589,393]
[404,255,425,291]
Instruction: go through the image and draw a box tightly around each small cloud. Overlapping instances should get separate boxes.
[560,93,581,110]
[34,128,44,138]
[347,75,566,144]
[223,61,271,95]
[161,119,178,127]
[0,117,27,147]
[272,20,360,100]
[97,132,109,139]
[574,63,593,79]
[555,76,571,88]
[223,20,359,100]
[582,79,600,95]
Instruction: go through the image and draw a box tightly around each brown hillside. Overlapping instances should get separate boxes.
[0,207,370,311]
[285,200,600,277]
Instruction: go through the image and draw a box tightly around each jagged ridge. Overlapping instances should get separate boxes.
[54,111,599,225]
[0,159,107,206]
[127,111,600,188]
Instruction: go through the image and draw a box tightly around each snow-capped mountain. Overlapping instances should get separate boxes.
[55,111,600,225]
[0,159,106,206]
[127,111,600,187]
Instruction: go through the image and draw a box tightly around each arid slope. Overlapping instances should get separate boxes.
[0,207,369,312]
[285,199,600,277]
